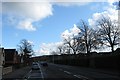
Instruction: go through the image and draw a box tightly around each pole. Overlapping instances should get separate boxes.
[53,54,54,63]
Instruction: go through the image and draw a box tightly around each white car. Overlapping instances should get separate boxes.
[32,62,40,70]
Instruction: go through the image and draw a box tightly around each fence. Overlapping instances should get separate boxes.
[53,49,120,70]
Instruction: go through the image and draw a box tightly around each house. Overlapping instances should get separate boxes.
[0,48,5,80]
[4,49,20,66]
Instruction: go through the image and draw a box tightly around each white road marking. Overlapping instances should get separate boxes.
[73,75,89,80]
[49,63,89,79]
[73,75,81,78]
[64,71,71,74]
[79,75,89,79]
[24,69,32,79]
[28,70,33,79]
[38,63,44,80]
[28,75,30,79]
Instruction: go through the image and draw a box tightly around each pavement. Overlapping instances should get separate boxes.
[2,66,31,80]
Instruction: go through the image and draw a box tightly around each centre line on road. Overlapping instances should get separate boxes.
[64,71,71,74]
[24,69,32,79]
[28,70,33,79]
[38,63,44,80]
[73,75,81,78]
[73,75,89,80]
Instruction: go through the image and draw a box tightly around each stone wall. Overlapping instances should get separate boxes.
[2,66,12,75]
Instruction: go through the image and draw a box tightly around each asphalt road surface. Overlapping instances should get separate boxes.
[25,62,120,80]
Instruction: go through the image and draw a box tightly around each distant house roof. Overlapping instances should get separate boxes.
[4,49,16,52]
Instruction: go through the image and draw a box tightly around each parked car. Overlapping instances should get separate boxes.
[32,62,40,70]
[40,61,48,67]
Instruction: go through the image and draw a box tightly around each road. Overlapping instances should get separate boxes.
[25,62,120,80]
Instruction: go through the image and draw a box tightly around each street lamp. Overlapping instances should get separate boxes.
[53,54,54,64]
[50,49,55,63]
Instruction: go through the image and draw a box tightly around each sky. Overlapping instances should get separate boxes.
[1,0,119,56]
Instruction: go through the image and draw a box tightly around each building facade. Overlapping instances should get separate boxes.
[4,49,20,66]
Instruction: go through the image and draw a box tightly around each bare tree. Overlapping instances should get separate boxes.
[17,39,34,64]
[57,45,63,54]
[97,16,120,52]
[64,36,78,55]
[77,20,100,53]
[61,21,99,54]
[62,43,70,54]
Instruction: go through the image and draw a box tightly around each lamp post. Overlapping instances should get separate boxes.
[53,54,54,64]
[50,49,55,63]
[52,51,55,64]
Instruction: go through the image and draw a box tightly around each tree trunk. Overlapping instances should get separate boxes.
[86,44,90,54]
[111,44,114,52]
[73,50,76,55]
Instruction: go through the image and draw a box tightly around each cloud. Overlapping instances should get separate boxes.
[107,0,118,5]
[17,19,36,31]
[2,0,107,2]
[88,0,118,29]
[27,40,34,45]
[35,42,63,56]
[2,0,105,32]
[51,0,106,7]
[2,2,53,31]
[53,2,90,7]
[61,24,81,40]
